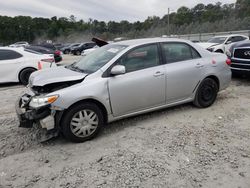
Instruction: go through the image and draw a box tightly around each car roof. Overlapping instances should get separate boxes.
[211,34,247,38]
[115,37,191,47]
[0,47,24,52]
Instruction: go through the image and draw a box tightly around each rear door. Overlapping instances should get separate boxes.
[161,42,204,103]
[0,49,23,83]
[108,44,166,117]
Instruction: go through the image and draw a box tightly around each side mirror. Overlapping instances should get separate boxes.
[226,40,232,45]
[110,65,126,76]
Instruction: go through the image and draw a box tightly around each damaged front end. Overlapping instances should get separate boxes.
[16,80,83,142]
[15,65,88,141]
[15,89,61,141]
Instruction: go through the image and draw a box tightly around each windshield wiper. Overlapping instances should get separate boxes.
[66,63,85,73]
[70,66,85,73]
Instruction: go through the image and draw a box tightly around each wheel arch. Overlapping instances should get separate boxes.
[18,66,37,82]
[59,98,108,126]
[204,75,220,90]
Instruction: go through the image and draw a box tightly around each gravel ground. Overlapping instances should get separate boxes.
[0,73,250,187]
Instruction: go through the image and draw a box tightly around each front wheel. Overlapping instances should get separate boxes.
[61,102,104,143]
[193,78,218,108]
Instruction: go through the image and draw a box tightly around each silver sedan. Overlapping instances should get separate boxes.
[16,38,232,142]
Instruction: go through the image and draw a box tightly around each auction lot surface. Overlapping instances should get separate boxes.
[0,55,250,188]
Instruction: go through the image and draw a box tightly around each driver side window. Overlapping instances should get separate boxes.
[117,44,160,73]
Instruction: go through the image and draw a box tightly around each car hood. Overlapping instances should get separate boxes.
[197,42,219,49]
[29,66,87,87]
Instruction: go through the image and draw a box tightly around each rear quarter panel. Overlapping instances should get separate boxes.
[202,53,231,91]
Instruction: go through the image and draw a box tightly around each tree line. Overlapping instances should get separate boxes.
[0,0,250,45]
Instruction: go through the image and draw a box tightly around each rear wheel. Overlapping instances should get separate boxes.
[19,68,36,85]
[194,78,218,108]
[76,51,81,56]
[64,49,70,54]
[61,102,104,143]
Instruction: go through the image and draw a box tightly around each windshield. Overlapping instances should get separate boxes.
[66,44,127,73]
[207,37,227,44]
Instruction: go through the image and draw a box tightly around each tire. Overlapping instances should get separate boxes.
[76,51,81,56]
[64,50,70,54]
[61,102,104,143]
[19,68,36,85]
[193,78,218,108]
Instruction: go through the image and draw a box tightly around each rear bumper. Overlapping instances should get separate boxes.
[218,68,231,91]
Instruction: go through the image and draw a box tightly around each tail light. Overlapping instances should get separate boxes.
[54,50,61,56]
[38,61,42,70]
[38,58,54,69]
[226,59,231,66]
[41,58,55,63]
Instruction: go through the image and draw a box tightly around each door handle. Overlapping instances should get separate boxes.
[153,71,164,77]
[195,63,204,68]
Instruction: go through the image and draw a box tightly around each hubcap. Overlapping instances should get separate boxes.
[202,85,214,101]
[70,109,98,138]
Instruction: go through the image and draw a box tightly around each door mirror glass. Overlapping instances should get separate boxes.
[110,65,126,75]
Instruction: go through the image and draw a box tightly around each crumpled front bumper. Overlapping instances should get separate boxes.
[15,93,55,130]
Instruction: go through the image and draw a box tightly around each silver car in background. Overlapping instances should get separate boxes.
[16,38,231,142]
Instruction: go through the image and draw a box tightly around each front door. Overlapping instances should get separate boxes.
[108,44,166,117]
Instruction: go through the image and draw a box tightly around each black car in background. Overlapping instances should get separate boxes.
[37,43,56,51]
[53,43,65,50]
[229,40,250,76]
[70,42,96,55]
[61,43,80,54]
[25,45,62,63]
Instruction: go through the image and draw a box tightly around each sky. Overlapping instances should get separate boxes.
[0,0,236,22]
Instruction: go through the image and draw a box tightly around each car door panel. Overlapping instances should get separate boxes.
[108,43,166,117]
[166,59,203,103]
[0,59,22,83]
[108,66,166,116]
[161,42,204,103]
[0,49,24,83]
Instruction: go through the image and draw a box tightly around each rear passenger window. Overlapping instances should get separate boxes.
[191,48,201,59]
[162,43,200,63]
[234,36,247,42]
[117,44,160,73]
[0,50,23,60]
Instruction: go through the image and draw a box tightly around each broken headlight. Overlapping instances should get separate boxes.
[29,95,59,108]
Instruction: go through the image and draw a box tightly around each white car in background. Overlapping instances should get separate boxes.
[0,47,57,85]
[9,41,29,48]
[198,34,248,53]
